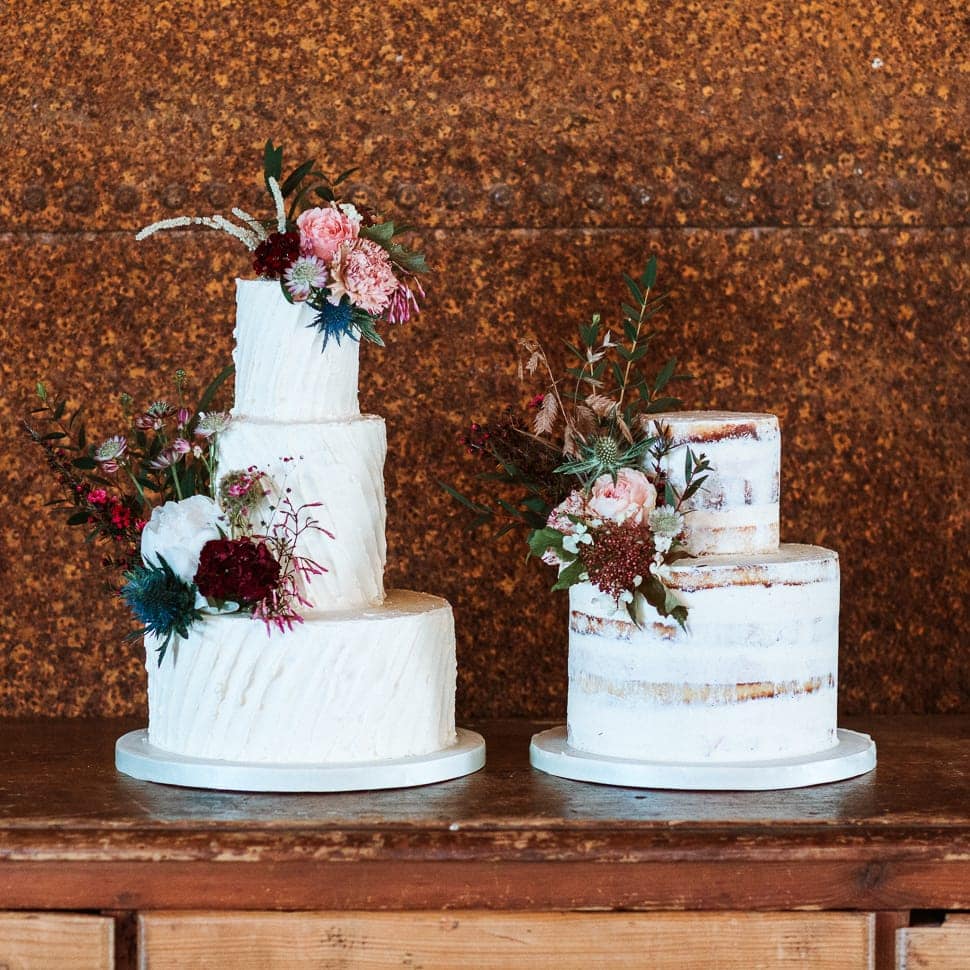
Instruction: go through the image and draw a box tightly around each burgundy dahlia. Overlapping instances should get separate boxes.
[194,537,281,605]
[252,231,301,279]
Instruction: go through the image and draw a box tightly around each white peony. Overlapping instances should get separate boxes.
[141,495,227,584]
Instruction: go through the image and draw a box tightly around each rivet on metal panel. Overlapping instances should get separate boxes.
[719,182,743,209]
[536,182,560,207]
[584,183,607,209]
[631,185,655,207]
[764,182,787,209]
[396,182,420,208]
[442,183,466,208]
[65,182,94,214]
[899,182,922,209]
[674,184,696,208]
[812,181,837,209]
[950,182,969,208]
[114,185,139,212]
[161,183,187,210]
[489,183,513,208]
[21,185,47,212]
[852,183,878,210]
[206,181,230,208]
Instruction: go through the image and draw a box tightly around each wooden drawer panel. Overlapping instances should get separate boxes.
[897,914,970,969]
[0,912,113,969]
[140,911,874,969]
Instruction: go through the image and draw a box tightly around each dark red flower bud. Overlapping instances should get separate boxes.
[253,231,301,279]
[195,537,282,606]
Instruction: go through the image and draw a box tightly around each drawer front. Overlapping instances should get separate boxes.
[0,912,113,970]
[897,914,970,969]
[140,911,874,969]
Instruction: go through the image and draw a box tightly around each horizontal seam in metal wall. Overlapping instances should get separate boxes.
[0,225,968,237]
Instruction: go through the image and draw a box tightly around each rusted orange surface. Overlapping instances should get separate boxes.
[0,1,966,716]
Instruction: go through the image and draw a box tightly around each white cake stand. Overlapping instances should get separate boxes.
[530,727,876,791]
[116,728,486,792]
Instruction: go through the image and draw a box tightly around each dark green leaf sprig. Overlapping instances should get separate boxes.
[442,255,693,533]
[23,365,234,574]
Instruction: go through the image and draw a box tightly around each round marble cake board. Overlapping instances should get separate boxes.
[530,727,876,791]
[116,728,486,792]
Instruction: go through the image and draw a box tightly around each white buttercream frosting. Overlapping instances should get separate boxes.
[215,414,387,611]
[566,544,840,763]
[649,411,780,556]
[147,590,457,763]
[232,279,361,421]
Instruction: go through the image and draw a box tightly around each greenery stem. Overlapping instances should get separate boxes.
[170,463,184,501]
[125,466,149,508]
[616,285,652,415]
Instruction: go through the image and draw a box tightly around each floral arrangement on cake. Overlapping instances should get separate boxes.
[25,370,328,661]
[444,256,711,627]
[136,140,428,346]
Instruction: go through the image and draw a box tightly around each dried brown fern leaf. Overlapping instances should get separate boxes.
[533,392,558,435]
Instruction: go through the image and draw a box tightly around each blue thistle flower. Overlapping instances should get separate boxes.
[121,557,202,664]
[311,299,358,349]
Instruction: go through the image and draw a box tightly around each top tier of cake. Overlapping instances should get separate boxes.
[232,279,361,422]
[649,411,780,557]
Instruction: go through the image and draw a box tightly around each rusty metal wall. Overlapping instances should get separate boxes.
[0,1,966,717]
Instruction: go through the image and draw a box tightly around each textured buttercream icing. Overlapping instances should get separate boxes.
[147,591,457,763]
[216,414,387,611]
[567,544,840,763]
[146,277,461,767]
[649,411,780,556]
[232,279,361,421]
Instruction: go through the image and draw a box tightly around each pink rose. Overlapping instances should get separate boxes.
[327,238,399,315]
[587,468,657,525]
[296,205,360,262]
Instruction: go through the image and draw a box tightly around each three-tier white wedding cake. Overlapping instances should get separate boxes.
[145,280,458,764]
[566,411,843,764]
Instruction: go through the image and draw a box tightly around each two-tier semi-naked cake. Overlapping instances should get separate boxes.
[143,280,460,767]
[543,411,876,785]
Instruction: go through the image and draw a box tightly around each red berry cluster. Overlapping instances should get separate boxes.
[580,520,656,601]
[253,231,300,279]
[461,421,493,456]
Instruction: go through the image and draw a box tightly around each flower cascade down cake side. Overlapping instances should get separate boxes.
[566,411,840,763]
[19,138,464,767]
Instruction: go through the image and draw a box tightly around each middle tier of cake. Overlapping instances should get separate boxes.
[216,414,387,612]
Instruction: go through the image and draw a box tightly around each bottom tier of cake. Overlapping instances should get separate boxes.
[567,545,840,763]
[146,590,457,764]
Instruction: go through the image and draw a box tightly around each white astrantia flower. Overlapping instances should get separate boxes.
[561,524,593,555]
[648,504,685,539]
[284,255,328,301]
[653,535,673,555]
[339,202,363,225]
[141,495,227,584]
[194,411,232,438]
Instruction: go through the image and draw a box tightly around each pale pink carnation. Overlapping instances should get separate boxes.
[296,204,360,262]
[327,238,398,315]
[547,490,588,534]
[587,468,657,525]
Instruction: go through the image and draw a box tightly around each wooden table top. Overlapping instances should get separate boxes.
[0,716,967,911]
